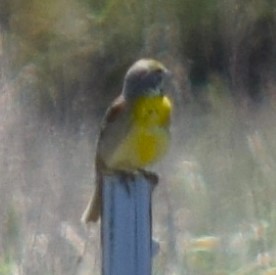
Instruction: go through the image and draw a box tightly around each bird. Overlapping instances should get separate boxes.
[81,58,172,223]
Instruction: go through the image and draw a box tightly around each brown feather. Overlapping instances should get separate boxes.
[81,94,127,223]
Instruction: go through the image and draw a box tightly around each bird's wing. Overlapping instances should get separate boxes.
[96,94,131,169]
[82,94,130,223]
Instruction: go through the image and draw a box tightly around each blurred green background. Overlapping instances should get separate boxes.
[0,0,276,274]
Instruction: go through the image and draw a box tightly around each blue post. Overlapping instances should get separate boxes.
[102,173,152,275]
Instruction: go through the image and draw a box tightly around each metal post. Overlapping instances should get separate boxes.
[102,173,152,275]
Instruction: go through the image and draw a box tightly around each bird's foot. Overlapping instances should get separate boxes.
[138,169,159,186]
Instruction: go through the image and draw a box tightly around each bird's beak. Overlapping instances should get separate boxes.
[164,68,172,80]
[159,69,172,96]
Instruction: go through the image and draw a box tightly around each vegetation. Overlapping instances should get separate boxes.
[0,0,276,274]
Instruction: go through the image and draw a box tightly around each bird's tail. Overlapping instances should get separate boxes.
[81,173,102,223]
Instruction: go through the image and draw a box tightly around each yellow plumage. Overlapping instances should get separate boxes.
[107,95,172,170]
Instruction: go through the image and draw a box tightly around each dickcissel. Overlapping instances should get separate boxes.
[81,59,172,223]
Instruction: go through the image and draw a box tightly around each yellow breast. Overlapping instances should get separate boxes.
[133,95,172,127]
[108,95,172,170]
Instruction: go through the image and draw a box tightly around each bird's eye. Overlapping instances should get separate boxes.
[152,69,163,83]
[155,68,163,74]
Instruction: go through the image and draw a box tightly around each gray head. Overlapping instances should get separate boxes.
[122,59,170,100]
